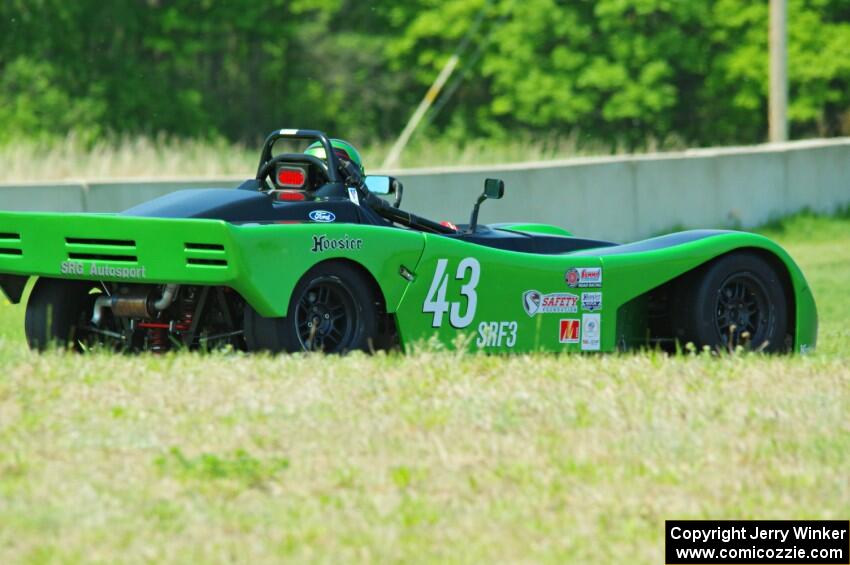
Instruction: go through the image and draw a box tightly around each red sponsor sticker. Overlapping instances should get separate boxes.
[559,319,580,343]
[565,267,603,288]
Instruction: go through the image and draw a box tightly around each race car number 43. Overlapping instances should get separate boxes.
[423,257,480,328]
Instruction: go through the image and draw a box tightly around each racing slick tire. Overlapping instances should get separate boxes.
[672,252,789,353]
[25,278,97,351]
[244,262,379,353]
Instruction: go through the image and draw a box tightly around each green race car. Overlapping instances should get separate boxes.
[0,129,817,354]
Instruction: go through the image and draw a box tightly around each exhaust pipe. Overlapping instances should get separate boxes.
[91,284,180,326]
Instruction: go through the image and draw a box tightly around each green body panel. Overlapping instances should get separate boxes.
[226,223,425,316]
[579,232,818,353]
[395,234,604,352]
[0,211,817,353]
[0,212,425,318]
[0,212,237,285]
[394,231,817,354]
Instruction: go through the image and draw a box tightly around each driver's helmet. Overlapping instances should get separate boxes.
[304,138,365,176]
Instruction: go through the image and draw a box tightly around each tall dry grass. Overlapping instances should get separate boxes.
[0,132,688,182]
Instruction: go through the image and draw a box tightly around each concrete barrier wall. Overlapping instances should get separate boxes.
[393,138,850,241]
[2,138,849,242]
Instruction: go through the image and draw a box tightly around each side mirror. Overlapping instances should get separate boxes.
[484,178,505,200]
[365,175,403,207]
[468,178,506,233]
[365,175,392,195]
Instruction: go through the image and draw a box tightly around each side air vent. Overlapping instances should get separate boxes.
[66,237,135,247]
[68,253,137,262]
[185,242,225,251]
[187,258,228,267]
[185,242,227,268]
[0,233,23,257]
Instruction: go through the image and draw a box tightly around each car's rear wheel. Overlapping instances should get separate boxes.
[672,252,790,352]
[244,262,379,353]
[25,278,117,351]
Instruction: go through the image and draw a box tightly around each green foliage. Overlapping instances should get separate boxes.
[0,58,104,144]
[1,0,849,148]
[155,446,290,486]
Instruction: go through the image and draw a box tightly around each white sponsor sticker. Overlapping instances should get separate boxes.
[581,313,601,351]
[347,186,361,205]
[522,290,579,316]
[565,267,603,288]
[581,291,602,311]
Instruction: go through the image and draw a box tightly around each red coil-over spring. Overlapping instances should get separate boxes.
[149,328,168,353]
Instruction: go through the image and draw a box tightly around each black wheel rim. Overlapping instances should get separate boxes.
[294,277,358,352]
[714,272,773,349]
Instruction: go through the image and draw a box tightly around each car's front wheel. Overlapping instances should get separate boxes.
[672,252,790,352]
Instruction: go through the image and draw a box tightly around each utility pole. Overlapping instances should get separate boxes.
[769,0,788,142]
[381,0,494,170]
[381,55,459,170]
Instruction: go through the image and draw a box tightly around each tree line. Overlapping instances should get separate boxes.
[1,0,849,149]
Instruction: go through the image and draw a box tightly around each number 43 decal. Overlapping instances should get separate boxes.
[423,257,480,328]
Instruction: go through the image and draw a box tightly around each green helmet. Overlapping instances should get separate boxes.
[304,138,365,176]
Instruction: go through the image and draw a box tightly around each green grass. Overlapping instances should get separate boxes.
[0,213,847,564]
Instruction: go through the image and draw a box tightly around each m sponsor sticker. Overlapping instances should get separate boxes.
[581,291,602,311]
[522,290,579,316]
[581,313,601,351]
[565,267,602,288]
[559,319,580,344]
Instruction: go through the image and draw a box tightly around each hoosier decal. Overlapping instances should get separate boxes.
[311,234,363,253]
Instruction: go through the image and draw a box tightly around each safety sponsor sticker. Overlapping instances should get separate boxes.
[559,319,580,344]
[308,210,336,223]
[565,267,602,288]
[522,290,579,316]
[581,313,601,351]
[581,291,602,311]
[311,234,363,253]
